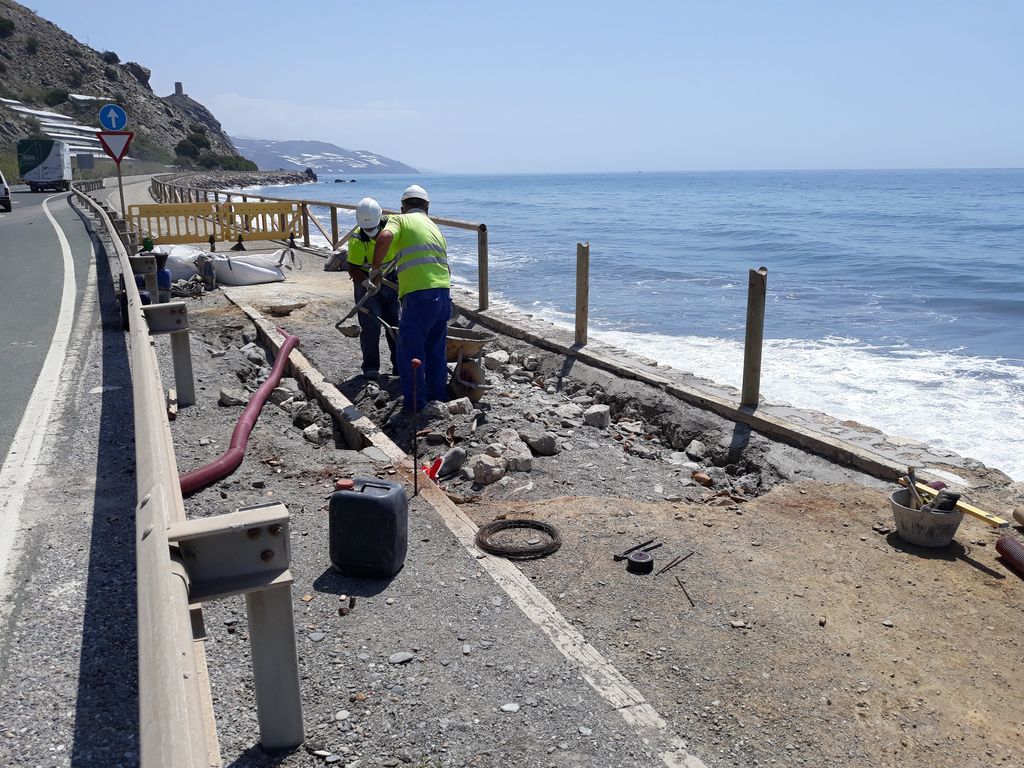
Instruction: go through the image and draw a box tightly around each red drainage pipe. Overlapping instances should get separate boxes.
[180,328,300,496]
[995,537,1024,578]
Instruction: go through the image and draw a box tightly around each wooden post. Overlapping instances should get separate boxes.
[575,242,590,347]
[301,204,310,247]
[741,266,769,408]
[477,225,489,311]
[330,206,339,249]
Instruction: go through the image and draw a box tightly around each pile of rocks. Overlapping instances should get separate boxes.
[343,339,775,502]
[215,340,334,445]
[179,169,312,190]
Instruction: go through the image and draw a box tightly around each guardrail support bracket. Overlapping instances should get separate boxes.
[168,502,305,751]
[128,253,158,297]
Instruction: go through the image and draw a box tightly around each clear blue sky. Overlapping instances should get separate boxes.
[26,0,1024,172]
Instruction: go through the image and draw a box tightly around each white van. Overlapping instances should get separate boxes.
[17,139,72,192]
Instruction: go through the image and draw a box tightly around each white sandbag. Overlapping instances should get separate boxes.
[209,251,287,286]
[157,244,205,282]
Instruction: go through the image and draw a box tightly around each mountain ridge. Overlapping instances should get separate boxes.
[231,136,418,174]
[0,0,245,166]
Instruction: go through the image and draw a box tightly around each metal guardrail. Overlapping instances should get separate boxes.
[74,178,105,193]
[150,174,492,310]
[70,182,219,767]
[70,181,304,767]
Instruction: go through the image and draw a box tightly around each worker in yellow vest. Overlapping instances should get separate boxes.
[368,185,450,410]
[347,197,399,379]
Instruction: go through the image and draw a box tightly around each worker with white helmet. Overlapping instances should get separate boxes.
[346,197,400,379]
[368,184,451,410]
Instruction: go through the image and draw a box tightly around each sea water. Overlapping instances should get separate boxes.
[248,170,1024,479]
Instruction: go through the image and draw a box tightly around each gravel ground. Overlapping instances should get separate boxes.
[163,293,680,767]
[195,275,1023,768]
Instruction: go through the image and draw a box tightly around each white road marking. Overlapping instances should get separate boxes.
[0,195,79,598]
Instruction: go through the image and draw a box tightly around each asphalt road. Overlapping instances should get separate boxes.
[0,185,95,462]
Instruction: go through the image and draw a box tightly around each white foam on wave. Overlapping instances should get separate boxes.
[599,331,1024,480]
[518,301,1024,479]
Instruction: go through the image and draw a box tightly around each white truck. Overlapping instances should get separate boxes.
[18,139,72,192]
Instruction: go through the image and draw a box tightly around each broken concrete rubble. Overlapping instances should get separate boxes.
[471,454,507,485]
[583,404,611,428]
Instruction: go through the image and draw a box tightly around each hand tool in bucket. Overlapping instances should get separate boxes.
[897,477,1008,528]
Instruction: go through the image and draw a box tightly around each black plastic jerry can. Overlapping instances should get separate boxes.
[329,477,408,578]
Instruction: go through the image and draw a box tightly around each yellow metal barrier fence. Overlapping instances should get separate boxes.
[128,203,222,245]
[128,201,304,245]
[220,202,303,242]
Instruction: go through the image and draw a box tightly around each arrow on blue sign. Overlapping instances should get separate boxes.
[99,104,128,131]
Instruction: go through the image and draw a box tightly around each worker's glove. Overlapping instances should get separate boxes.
[367,267,383,286]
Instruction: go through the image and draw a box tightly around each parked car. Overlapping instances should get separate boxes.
[0,168,11,212]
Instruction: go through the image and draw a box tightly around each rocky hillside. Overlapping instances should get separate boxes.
[232,136,418,174]
[0,0,243,164]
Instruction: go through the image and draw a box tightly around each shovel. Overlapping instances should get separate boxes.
[335,267,399,328]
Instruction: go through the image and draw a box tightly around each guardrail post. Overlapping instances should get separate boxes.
[741,266,768,408]
[170,331,196,407]
[247,585,304,749]
[166,502,304,752]
[575,242,590,347]
[130,253,158,298]
[142,303,196,407]
[301,204,310,247]
[477,225,489,311]
[330,206,339,249]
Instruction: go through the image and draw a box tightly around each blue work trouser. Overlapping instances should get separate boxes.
[353,282,400,375]
[397,287,451,409]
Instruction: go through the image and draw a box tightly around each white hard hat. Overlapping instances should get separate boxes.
[355,197,382,230]
[400,184,429,204]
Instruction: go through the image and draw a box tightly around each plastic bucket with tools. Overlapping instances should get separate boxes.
[890,488,964,547]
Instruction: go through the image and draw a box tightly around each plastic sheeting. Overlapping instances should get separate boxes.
[154,245,291,286]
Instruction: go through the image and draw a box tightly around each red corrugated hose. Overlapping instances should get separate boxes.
[180,329,300,496]
[995,537,1024,578]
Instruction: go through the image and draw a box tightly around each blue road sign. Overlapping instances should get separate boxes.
[98,104,128,131]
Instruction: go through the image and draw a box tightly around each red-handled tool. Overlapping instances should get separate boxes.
[411,358,421,496]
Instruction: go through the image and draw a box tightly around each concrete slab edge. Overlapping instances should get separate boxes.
[224,291,710,768]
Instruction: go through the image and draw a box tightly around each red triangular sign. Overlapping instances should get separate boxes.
[97,130,134,163]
